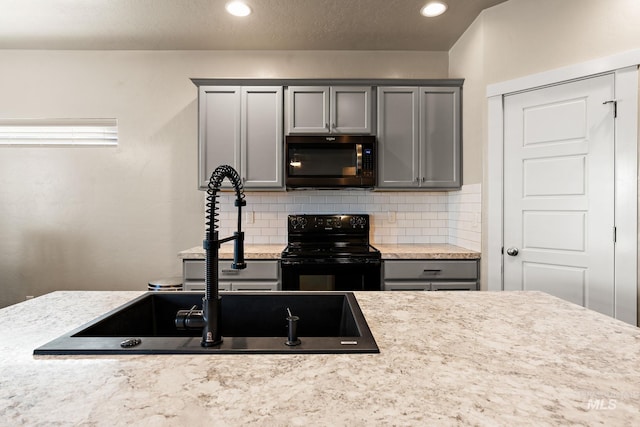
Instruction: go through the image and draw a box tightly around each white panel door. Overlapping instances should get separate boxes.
[503,74,615,316]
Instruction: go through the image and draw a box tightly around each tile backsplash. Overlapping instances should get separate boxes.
[213,183,481,251]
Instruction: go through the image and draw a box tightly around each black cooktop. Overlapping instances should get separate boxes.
[282,214,380,260]
[281,243,381,258]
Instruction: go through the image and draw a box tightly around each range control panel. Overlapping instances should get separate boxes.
[288,214,369,232]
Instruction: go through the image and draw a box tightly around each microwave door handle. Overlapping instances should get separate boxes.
[356,144,363,176]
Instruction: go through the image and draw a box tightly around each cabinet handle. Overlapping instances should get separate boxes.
[423,269,442,274]
[421,177,426,182]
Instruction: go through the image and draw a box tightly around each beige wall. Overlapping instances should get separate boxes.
[482,0,640,84]
[0,50,447,307]
[450,0,640,290]
[451,0,640,184]
[448,14,485,185]
[7,0,639,308]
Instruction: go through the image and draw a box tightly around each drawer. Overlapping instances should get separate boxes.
[227,282,279,292]
[183,260,279,281]
[431,282,478,291]
[384,281,431,291]
[182,282,278,292]
[384,260,478,280]
[219,261,279,280]
[183,260,205,280]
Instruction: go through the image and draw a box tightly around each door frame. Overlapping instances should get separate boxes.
[486,50,640,325]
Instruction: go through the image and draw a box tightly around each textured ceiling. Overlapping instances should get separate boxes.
[0,0,508,51]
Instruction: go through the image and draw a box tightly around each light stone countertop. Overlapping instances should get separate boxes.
[179,244,285,259]
[2,290,639,425]
[375,243,479,259]
[179,243,480,260]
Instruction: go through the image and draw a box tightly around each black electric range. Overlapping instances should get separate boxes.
[280,214,381,291]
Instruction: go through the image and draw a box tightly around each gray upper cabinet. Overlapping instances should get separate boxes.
[240,87,283,188]
[286,86,329,134]
[420,87,461,188]
[199,86,240,189]
[376,87,420,188]
[287,86,373,134]
[198,86,283,190]
[377,86,461,189]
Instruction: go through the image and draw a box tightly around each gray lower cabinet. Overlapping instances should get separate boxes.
[182,259,280,292]
[383,259,479,291]
[198,85,283,190]
[377,86,461,189]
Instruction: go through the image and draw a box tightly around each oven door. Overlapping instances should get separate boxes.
[281,260,381,291]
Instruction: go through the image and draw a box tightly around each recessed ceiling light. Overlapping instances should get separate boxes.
[226,1,252,17]
[421,1,448,17]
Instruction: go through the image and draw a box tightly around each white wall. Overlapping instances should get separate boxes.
[449,0,640,290]
[0,50,448,307]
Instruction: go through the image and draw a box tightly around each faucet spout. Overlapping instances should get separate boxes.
[200,165,246,347]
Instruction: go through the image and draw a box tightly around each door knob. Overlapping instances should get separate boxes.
[506,247,519,256]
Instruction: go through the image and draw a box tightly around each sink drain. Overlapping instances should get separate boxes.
[120,338,142,348]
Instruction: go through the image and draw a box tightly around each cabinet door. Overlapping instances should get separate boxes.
[198,86,241,189]
[376,87,420,188]
[419,86,461,189]
[230,282,279,291]
[287,86,330,134]
[331,86,373,134]
[184,282,206,292]
[241,87,283,188]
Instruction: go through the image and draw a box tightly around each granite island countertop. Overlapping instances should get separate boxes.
[178,243,480,260]
[2,290,639,425]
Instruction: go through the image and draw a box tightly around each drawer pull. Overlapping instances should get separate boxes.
[422,269,442,273]
[221,269,240,274]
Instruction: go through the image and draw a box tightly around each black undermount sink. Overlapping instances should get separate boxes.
[34,292,379,355]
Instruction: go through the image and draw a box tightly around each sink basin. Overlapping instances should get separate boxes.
[34,292,379,355]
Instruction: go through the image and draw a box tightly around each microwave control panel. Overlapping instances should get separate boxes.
[362,147,374,176]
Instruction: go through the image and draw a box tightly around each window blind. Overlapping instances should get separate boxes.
[0,118,118,146]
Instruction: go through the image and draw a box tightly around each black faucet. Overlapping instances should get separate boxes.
[175,165,246,347]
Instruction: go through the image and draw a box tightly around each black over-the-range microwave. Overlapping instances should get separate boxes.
[285,135,376,189]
